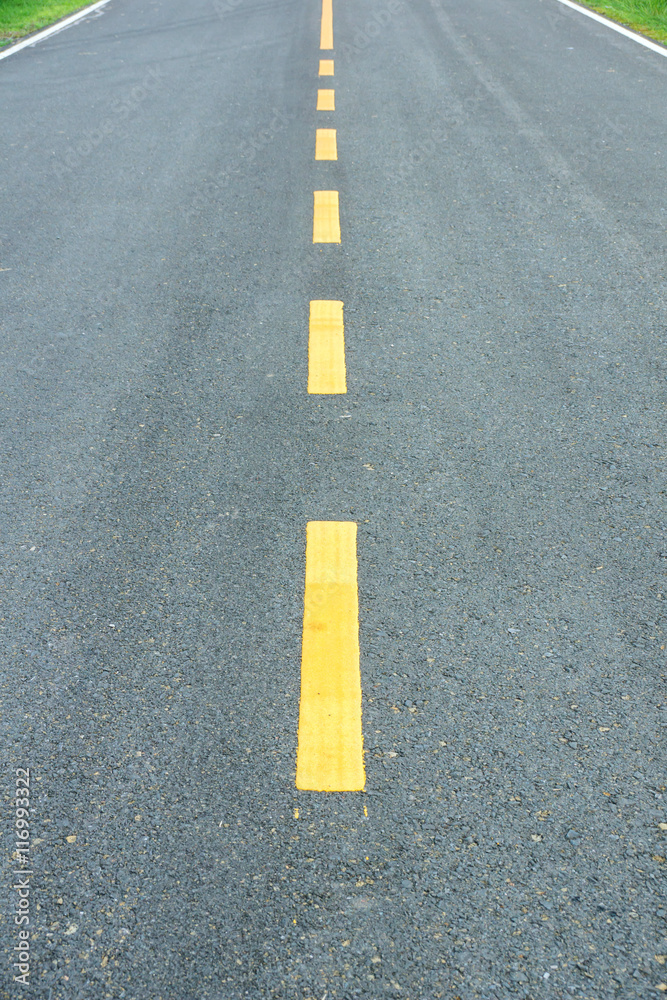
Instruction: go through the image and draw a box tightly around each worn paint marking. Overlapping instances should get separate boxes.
[296,521,364,792]
[313,190,341,243]
[315,128,337,160]
[317,89,335,111]
[308,300,346,394]
[320,0,333,49]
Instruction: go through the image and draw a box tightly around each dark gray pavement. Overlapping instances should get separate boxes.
[1,0,666,997]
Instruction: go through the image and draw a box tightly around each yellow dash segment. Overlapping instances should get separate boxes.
[296,522,364,792]
[319,59,334,76]
[320,0,333,49]
[313,190,340,243]
[317,88,335,111]
[315,128,337,161]
[308,300,346,394]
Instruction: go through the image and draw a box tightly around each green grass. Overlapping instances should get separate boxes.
[1,0,665,55]
[0,0,93,48]
[578,0,667,45]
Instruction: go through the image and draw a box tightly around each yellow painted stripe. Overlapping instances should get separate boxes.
[315,128,337,160]
[296,521,364,792]
[320,0,333,49]
[308,300,346,394]
[319,59,334,76]
[313,191,340,243]
[317,88,335,111]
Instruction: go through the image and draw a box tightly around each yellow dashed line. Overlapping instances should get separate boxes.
[308,300,346,394]
[313,190,340,243]
[315,128,337,160]
[296,521,364,792]
[317,88,335,111]
[301,0,362,794]
[320,0,333,49]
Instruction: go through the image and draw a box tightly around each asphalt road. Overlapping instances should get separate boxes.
[1,0,666,997]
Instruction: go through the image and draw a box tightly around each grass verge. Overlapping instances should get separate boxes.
[1,0,664,56]
[574,0,667,46]
[0,0,96,49]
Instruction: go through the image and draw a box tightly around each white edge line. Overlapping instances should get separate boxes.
[0,0,111,63]
[553,0,667,57]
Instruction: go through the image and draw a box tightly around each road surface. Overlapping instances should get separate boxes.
[1,0,665,997]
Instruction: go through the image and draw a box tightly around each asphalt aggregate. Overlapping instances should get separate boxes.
[0,0,666,997]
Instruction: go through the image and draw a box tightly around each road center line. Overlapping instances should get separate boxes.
[319,59,334,76]
[320,0,334,50]
[313,191,341,243]
[308,301,346,394]
[296,521,365,792]
[317,88,335,111]
[315,128,337,160]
